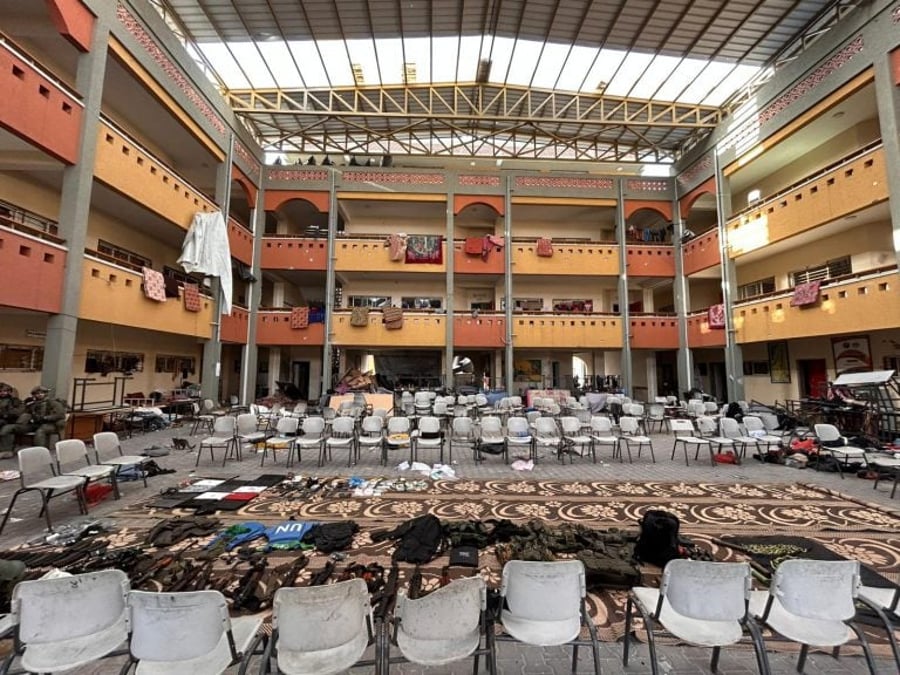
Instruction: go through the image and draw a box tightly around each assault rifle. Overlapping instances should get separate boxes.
[374,563,400,621]
[307,560,336,586]
[231,554,268,611]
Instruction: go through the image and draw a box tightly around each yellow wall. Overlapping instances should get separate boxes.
[0,173,61,222]
[509,278,617,312]
[344,216,445,235]
[736,221,893,289]
[87,211,183,269]
[509,219,614,240]
[688,280,722,310]
[340,280,447,307]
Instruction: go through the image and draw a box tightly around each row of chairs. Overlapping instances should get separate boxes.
[0,433,148,535]
[0,560,600,675]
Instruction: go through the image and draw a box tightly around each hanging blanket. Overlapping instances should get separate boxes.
[536,238,554,257]
[309,307,325,324]
[291,307,309,329]
[350,306,370,327]
[142,267,167,302]
[790,281,821,307]
[183,283,202,312]
[386,234,408,261]
[382,307,404,330]
[405,235,443,264]
[707,304,726,329]
[464,237,483,256]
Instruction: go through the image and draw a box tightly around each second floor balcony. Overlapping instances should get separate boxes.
[0,225,67,314]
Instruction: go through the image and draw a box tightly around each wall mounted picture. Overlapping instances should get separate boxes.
[832,335,873,375]
[767,341,791,383]
[514,359,542,383]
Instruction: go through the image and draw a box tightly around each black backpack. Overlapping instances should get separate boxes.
[634,510,681,567]
[386,514,445,564]
[305,521,359,553]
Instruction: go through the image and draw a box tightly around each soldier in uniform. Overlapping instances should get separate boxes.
[0,386,67,457]
[0,383,25,459]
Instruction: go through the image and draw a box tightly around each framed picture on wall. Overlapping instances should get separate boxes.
[832,335,873,375]
[514,359,542,383]
[767,341,791,383]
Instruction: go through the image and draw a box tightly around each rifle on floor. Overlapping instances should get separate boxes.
[373,563,400,621]
[307,560,336,586]
[231,554,268,611]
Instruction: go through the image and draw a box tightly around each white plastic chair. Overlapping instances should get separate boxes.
[506,416,535,460]
[618,416,655,463]
[624,560,771,675]
[450,416,477,462]
[696,416,736,465]
[323,416,357,467]
[560,416,594,463]
[55,438,120,501]
[742,415,784,455]
[749,559,877,674]
[719,417,759,462]
[294,416,326,466]
[388,576,493,671]
[261,579,374,675]
[123,589,263,675]
[814,423,868,478]
[196,415,238,467]
[497,560,602,675]
[669,419,710,466]
[92,431,152,488]
[384,416,412,465]
[5,569,129,674]
[476,416,507,463]
[412,415,446,465]
[261,416,300,467]
[646,403,668,433]
[0,446,87,534]
[357,415,385,458]
[857,585,900,669]
[235,412,267,449]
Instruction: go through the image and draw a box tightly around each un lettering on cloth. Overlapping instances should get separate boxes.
[177,211,232,315]
[141,267,167,302]
[790,281,821,307]
[707,303,726,329]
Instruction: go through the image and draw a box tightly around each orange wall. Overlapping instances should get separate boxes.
[220,306,249,344]
[332,311,445,347]
[513,315,622,348]
[625,246,676,277]
[227,218,253,266]
[334,238,446,273]
[93,121,216,230]
[683,229,720,275]
[454,315,505,348]
[0,44,82,164]
[630,317,679,349]
[256,310,325,346]
[79,258,213,337]
[734,271,899,343]
[686,312,726,348]
[453,241,505,275]
[0,229,66,313]
[727,147,888,258]
[511,242,619,276]
[261,238,328,270]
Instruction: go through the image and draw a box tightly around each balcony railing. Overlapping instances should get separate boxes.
[0,226,67,314]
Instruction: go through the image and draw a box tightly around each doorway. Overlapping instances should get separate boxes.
[798,359,828,398]
[291,361,310,401]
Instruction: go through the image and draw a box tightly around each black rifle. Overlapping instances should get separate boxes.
[231,555,268,611]
[374,563,400,621]
[407,565,423,600]
[307,560,336,586]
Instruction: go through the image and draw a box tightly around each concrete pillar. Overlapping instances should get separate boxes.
[874,49,900,266]
[322,170,338,391]
[42,12,112,400]
[503,176,514,394]
[239,169,265,405]
[616,179,633,395]
[714,152,744,402]
[445,185,455,388]
[672,203,693,395]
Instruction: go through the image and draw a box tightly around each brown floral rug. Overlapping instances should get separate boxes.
[8,480,900,656]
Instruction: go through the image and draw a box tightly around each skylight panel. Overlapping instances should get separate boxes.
[402,37,432,83]
[626,53,680,99]
[317,41,354,86]
[603,51,655,97]
[701,64,761,106]
[653,60,702,100]
[677,61,736,103]
[528,42,570,89]
[581,50,627,93]
[552,45,597,92]
[499,37,542,86]
[256,42,304,88]
[455,35,482,82]
[227,42,276,88]
[285,41,330,88]
[373,38,404,85]
[197,43,250,89]
[345,39,378,85]
[430,36,464,82]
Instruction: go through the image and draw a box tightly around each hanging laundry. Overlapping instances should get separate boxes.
[386,233,408,261]
[142,267,167,302]
[707,304,726,329]
[405,235,444,264]
[183,282,202,312]
[291,306,310,329]
[382,306,404,329]
[790,281,821,307]
[308,307,325,323]
[536,237,554,257]
[464,237,484,256]
[350,306,370,327]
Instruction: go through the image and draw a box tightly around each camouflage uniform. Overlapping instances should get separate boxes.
[0,383,25,457]
[0,386,67,456]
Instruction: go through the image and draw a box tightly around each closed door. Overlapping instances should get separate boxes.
[798,359,828,398]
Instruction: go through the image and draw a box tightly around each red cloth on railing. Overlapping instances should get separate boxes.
[790,281,821,307]
[291,306,309,329]
[183,283,202,312]
[464,237,483,255]
[142,267,167,302]
[707,304,726,329]
[536,238,553,257]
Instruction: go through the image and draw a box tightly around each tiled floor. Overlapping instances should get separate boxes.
[1,420,897,673]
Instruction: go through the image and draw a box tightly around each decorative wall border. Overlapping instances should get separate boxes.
[677,153,713,190]
[514,176,614,190]
[267,168,330,182]
[758,35,864,126]
[626,179,669,192]
[342,172,445,185]
[234,142,261,177]
[459,175,501,187]
[116,4,226,136]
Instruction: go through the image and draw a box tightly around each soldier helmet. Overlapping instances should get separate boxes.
[30,386,50,396]
[0,382,11,393]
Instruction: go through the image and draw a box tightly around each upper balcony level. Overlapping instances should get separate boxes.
[220,304,249,344]
[512,313,622,349]
[625,245,675,277]
[686,310,727,349]
[629,315,679,349]
[453,240,506,275]
[510,240,619,276]
[0,40,83,164]
[0,223,67,314]
[261,237,328,271]
[79,256,214,338]
[726,144,888,258]
[332,310,445,347]
[227,218,253,266]
[682,228,720,276]
[256,309,325,346]
[334,236,446,273]
[733,266,898,344]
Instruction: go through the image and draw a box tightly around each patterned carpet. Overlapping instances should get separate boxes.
[9,480,900,655]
